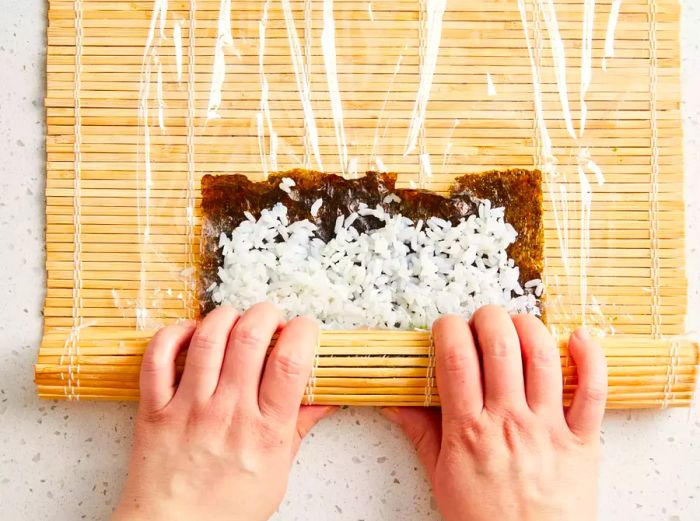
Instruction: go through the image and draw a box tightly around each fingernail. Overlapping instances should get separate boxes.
[177,319,197,328]
[574,327,591,340]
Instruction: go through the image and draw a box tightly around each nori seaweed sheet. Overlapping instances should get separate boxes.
[199,169,543,316]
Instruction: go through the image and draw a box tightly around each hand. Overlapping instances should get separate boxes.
[382,305,607,521]
[112,303,336,521]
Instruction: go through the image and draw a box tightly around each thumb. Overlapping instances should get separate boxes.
[381,407,441,478]
[292,405,339,454]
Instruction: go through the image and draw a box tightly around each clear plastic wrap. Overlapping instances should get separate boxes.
[132,0,679,335]
[38,0,697,405]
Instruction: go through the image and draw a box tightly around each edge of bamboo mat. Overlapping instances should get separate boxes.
[34,330,700,408]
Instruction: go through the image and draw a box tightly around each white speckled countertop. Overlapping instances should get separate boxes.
[1,1,699,519]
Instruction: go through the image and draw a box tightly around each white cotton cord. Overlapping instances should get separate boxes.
[305,334,320,405]
[69,0,85,399]
[183,0,198,319]
[662,340,680,409]
[424,334,436,407]
[648,0,661,339]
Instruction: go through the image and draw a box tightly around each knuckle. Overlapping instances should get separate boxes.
[204,400,233,423]
[582,384,608,404]
[530,345,558,367]
[226,407,256,435]
[500,411,529,446]
[148,327,171,348]
[549,426,576,450]
[274,353,307,378]
[140,354,166,375]
[442,347,469,373]
[193,331,221,352]
[143,330,179,366]
[187,401,229,430]
[407,425,432,451]
[259,394,290,424]
[486,337,516,358]
[233,323,265,348]
[396,417,434,451]
[445,414,485,449]
[138,405,173,426]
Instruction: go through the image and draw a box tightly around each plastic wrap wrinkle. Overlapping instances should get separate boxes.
[136,0,172,327]
[603,0,622,71]
[257,0,276,177]
[321,0,348,175]
[538,0,576,141]
[522,0,609,331]
[370,53,403,173]
[281,0,323,170]
[518,0,553,167]
[579,0,595,136]
[208,0,235,120]
[405,0,446,160]
[486,73,497,97]
[173,19,183,82]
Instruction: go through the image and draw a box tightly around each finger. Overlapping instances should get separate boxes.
[291,405,339,454]
[470,305,527,411]
[565,328,608,441]
[512,314,564,417]
[216,302,283,404]
[296,405,339,438]
[381,407,441,478]
[175,306,239,406]
[258,316,318,423]
[433,315,483,421]
[140,321,196,412]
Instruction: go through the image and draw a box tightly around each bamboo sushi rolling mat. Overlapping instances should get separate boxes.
[37,0,698,407]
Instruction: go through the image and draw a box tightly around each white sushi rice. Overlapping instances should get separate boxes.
[383,193,402,205]
[310,198,323,217]
[278,177,296,194]
[210,201,541,329]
